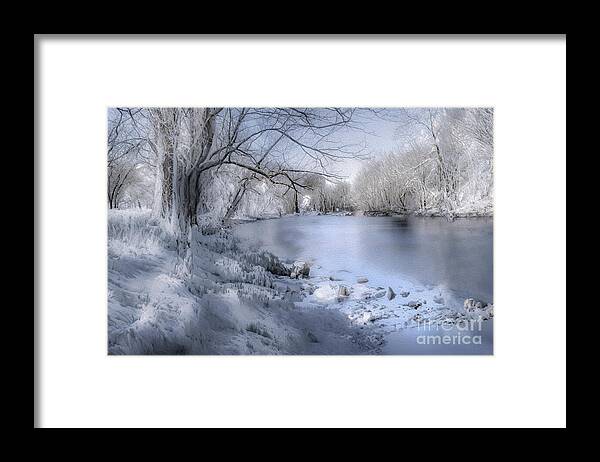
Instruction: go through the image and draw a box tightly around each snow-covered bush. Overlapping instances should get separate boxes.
[108,208,172,257]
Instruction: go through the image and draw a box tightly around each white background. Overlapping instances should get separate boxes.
[36,36,566,428]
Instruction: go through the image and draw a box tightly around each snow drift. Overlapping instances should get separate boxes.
[108,209,382,354]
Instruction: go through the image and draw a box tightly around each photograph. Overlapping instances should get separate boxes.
[107,107,494,355]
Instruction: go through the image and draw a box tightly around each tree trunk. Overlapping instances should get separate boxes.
[223,182,248,222]
[150,109,177,221]
[294,190,299,213]
[160,140,174,218]
[188,170,200,227]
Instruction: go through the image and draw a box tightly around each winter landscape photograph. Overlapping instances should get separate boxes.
[108,107,494,355]
[37,34,566,429]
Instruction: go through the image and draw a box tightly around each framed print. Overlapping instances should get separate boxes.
[35,35,566,428]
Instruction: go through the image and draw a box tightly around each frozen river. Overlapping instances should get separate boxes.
[235,214,493,355]
[235,215,493,304]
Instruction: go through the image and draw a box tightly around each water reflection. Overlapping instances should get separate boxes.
[234,215,493,303]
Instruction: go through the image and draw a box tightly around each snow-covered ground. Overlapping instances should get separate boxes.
[108,209,492,355]
[108,209,383,355]
[293,271,493,354]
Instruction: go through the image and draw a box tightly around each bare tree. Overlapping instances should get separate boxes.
[107,108,146,209]
[149,108,362,230]
[352,108,493,217]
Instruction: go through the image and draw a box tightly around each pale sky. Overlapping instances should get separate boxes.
[328,110,404,180]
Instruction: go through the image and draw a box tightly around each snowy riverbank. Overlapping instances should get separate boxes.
[235,205,493,223]
[232,242,494,353]
[108,209,383,354]
[233,214,494,353]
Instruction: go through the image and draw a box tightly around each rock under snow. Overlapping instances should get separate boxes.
[313,284,337,302]
[387,287,396,300]
[466,302,494,320]
[357,309,385,324]
[464,298,487,312]
[338,285,350,297]
[360,311,373,323]
[290,260,310,279]
[363,289,386,300]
